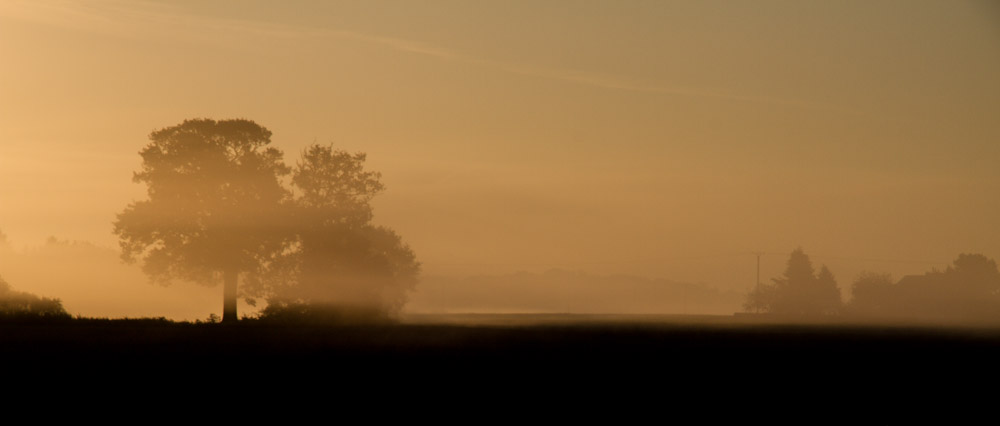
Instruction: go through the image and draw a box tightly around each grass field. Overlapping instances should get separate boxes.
[3,314,997,389]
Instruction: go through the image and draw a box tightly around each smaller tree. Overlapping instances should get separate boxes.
[814,265,842,314]
[743,283,776,314]
[744,248,842,315]
[248,144,420,320]
[848,271,894,316]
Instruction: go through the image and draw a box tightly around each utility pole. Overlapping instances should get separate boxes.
[754,252,762,313]
[756,252,761,291]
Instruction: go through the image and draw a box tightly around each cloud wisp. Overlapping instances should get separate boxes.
[0,0,849,113]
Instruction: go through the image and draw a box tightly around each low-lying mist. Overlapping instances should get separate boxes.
[4,233,1000,327]
[0,235,743,321]
[407,269,742,315]
[0,237,219,320]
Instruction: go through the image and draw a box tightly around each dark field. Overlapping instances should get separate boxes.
[3,314,998,392]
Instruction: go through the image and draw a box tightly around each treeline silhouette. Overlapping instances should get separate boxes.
[849,253,1000,322]
[0,236,222,319]
[744,248,841,316]
[746,248,1000,323]
[0,275,70,320]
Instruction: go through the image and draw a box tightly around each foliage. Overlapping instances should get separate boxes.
[0,275,70,319]
[848,253,1000,321]
[244,144,420,317]
[814,266,842,314]
[255,300,392,325]
[113,118,291,285]
[114,118,419,321]
[847,271,894,315]
[744,248,842,315]
[945,253,1000,298]
[293,145,384,223]
[743,284,775,314]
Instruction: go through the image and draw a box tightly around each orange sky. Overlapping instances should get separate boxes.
[1,1,998,317]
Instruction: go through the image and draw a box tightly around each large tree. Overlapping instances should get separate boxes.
[114,118,291,322]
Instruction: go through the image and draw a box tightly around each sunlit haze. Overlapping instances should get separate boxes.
[1,0,997,320]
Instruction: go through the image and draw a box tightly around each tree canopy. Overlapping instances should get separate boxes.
[847,271,894,315]
[848,253,1000,321]
[114,118,291,321]
[114,118,418,322]
[744,248,842,316]
[246,145,419,318]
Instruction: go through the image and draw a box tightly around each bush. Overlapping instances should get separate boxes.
[255,300,393,325]
[0,275,71,320]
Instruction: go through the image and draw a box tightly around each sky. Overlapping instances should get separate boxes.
[0,0,998,316]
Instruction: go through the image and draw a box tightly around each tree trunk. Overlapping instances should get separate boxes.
[223,269,238,322]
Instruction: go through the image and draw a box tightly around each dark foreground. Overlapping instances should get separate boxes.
[3,314,999,393]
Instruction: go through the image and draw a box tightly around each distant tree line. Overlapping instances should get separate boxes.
[848,253,1000,321]
[745,249,1000,322]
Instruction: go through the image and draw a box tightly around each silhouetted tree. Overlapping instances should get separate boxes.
[946,253,1000,299]
[815,265,842,314]
[744,248,842,315]
[848,271,894,315]
[743,283,775,314]
[248,145,419,318]
[114,119,291,322]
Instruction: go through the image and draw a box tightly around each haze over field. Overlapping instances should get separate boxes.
[0,1,997,320]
